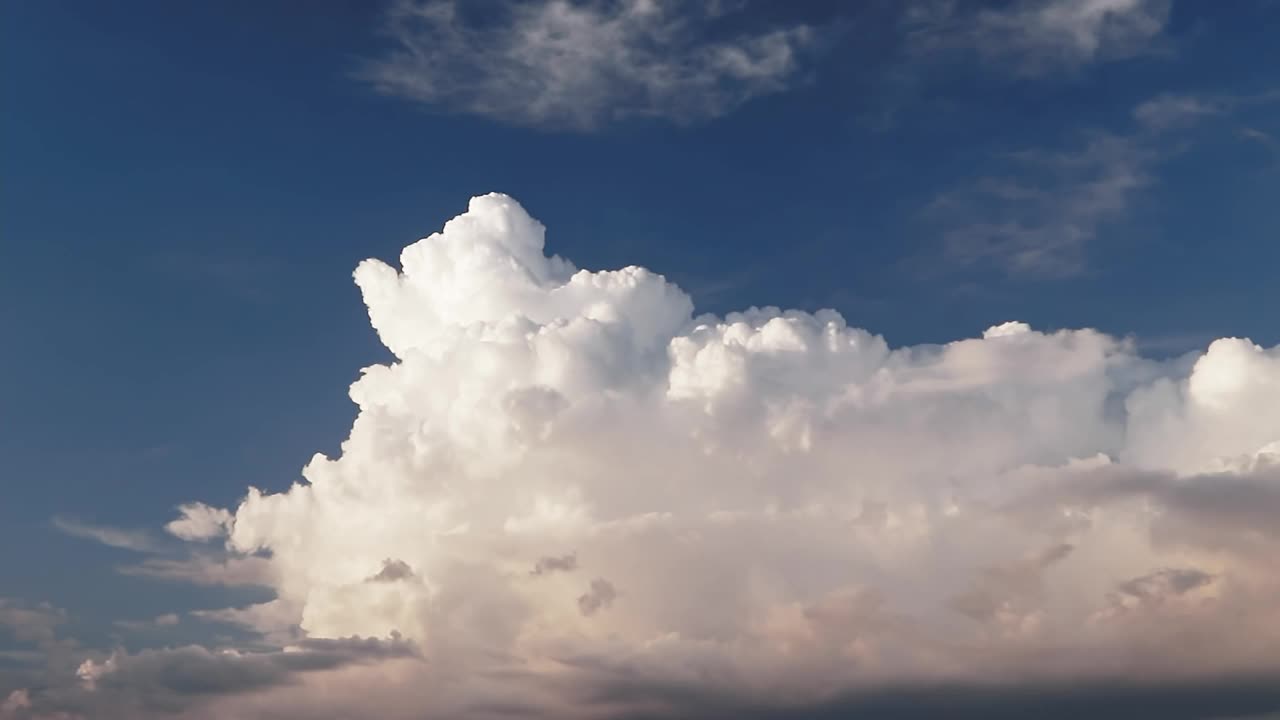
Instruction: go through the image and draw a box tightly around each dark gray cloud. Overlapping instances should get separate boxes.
[571,671,1280,720]
[530,553,577,576]
[368,558,416,583]
[8,636,419,720]
[577,579,618,617]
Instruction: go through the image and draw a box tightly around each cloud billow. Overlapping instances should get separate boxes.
[27,194,1280,719]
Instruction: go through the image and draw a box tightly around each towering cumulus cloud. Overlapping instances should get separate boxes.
[152,195,1280,718]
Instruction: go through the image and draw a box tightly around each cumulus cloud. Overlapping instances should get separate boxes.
[164,503,232,542]
[33,194,1280,718]
[906,0,1171,75]
[358,0,813,130]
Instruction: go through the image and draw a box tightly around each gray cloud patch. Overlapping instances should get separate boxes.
[531,553,578,576]
[577,579,617,617]
[949,543,1074,625]
[16,636,420,719]
[368,558,416,583]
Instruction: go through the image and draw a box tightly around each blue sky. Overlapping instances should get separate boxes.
[3,1,1280,718]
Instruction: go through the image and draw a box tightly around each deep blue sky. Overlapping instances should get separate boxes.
[2,0,1278,634]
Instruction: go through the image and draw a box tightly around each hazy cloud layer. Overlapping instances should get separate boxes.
[360,0,813,130]
[14,195,1280,717]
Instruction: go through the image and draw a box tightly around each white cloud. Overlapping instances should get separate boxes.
[164,503,232,542]
[37,194,1280,718]
[907,0,1172,74]
[358,0,813,130]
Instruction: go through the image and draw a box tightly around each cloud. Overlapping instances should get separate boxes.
[116,555,274,588]
[577,578,617,617]
[906,0,1172,75]
[38,194,1280,718]
[0,599,65,647]
[0,690,31,717]
[368,559,416,583]
[926,85,1280,275]
[4,638,419,720]
[164,503,232,542]
[1238,127,1280,151]
[1133,93,1226,131]
[50,517,158,553]
[358,0,813,130]
[531,553,578,576]
[929,131,1151,274]
[113,614,180,633]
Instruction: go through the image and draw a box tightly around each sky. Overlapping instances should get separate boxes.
[2,1,1280,718]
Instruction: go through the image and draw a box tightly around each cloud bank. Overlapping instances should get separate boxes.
[16,194,1280,718]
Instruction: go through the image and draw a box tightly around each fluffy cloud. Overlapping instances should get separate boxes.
[359,0,813,130]
[164,503,233,542]
[28,194,1280,718]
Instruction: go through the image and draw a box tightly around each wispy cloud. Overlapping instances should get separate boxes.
[1133,93,1227,131]
[51,516,159,553]
[358,0,813,130]
[113,613,180,632]
[117,555,274,588]
[929,131,1151,275]
[926,83,1280,276]
[1238,126,1280,151]
[905,0,1172,75]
